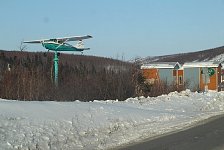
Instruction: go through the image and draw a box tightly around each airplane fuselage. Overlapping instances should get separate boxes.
[42,41,86,51]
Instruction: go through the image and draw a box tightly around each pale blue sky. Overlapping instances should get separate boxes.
[1,0,224,60]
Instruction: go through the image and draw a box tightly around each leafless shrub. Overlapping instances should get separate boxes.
[142,80,188,97]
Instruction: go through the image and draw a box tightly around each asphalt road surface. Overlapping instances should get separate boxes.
[117,115,224,150]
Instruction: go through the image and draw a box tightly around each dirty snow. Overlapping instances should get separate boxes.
[1,90,224,149]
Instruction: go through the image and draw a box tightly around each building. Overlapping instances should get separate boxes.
[141,61,222,92]
[141,62,182,85]
[182,61,222,91]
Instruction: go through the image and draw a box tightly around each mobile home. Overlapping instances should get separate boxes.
[183,61,222,91]
[141,62,182,85]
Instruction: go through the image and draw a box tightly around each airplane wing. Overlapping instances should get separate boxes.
[23,35,92,43]
[23,40,42,43]
[56,35,93,42]
[23,39,51,43]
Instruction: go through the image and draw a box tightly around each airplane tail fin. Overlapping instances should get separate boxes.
[75,40,84,49]
[75,40,90,50]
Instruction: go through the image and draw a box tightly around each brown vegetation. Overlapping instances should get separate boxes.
[0,50,190,101]
[142,81,187,97]
[0,50,139,101]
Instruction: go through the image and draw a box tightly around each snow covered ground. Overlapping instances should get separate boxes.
[1,90,224,150]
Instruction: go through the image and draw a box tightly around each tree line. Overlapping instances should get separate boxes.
[0,50,185,101]
[0,51,147,101]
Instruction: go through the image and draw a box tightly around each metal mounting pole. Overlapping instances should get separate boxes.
[54,51,59,87]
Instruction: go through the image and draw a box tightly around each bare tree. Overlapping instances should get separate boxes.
[19,41,27,51]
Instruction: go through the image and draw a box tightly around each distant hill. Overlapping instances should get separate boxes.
[133,46,224,64]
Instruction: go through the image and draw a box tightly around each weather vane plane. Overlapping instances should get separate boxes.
[23,35,93,86]
[24,35,92,52]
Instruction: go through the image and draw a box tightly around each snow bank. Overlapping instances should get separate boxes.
[1,90,224,149]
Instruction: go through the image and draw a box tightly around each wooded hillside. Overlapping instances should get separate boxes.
[0,50,142,101]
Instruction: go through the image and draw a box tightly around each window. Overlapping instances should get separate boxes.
[173,70,177,76]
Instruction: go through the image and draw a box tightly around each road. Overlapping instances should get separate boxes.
[117,115,224,150]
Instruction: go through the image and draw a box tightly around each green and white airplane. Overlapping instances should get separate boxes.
[23,35,93,86]
[23,35,92,52]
